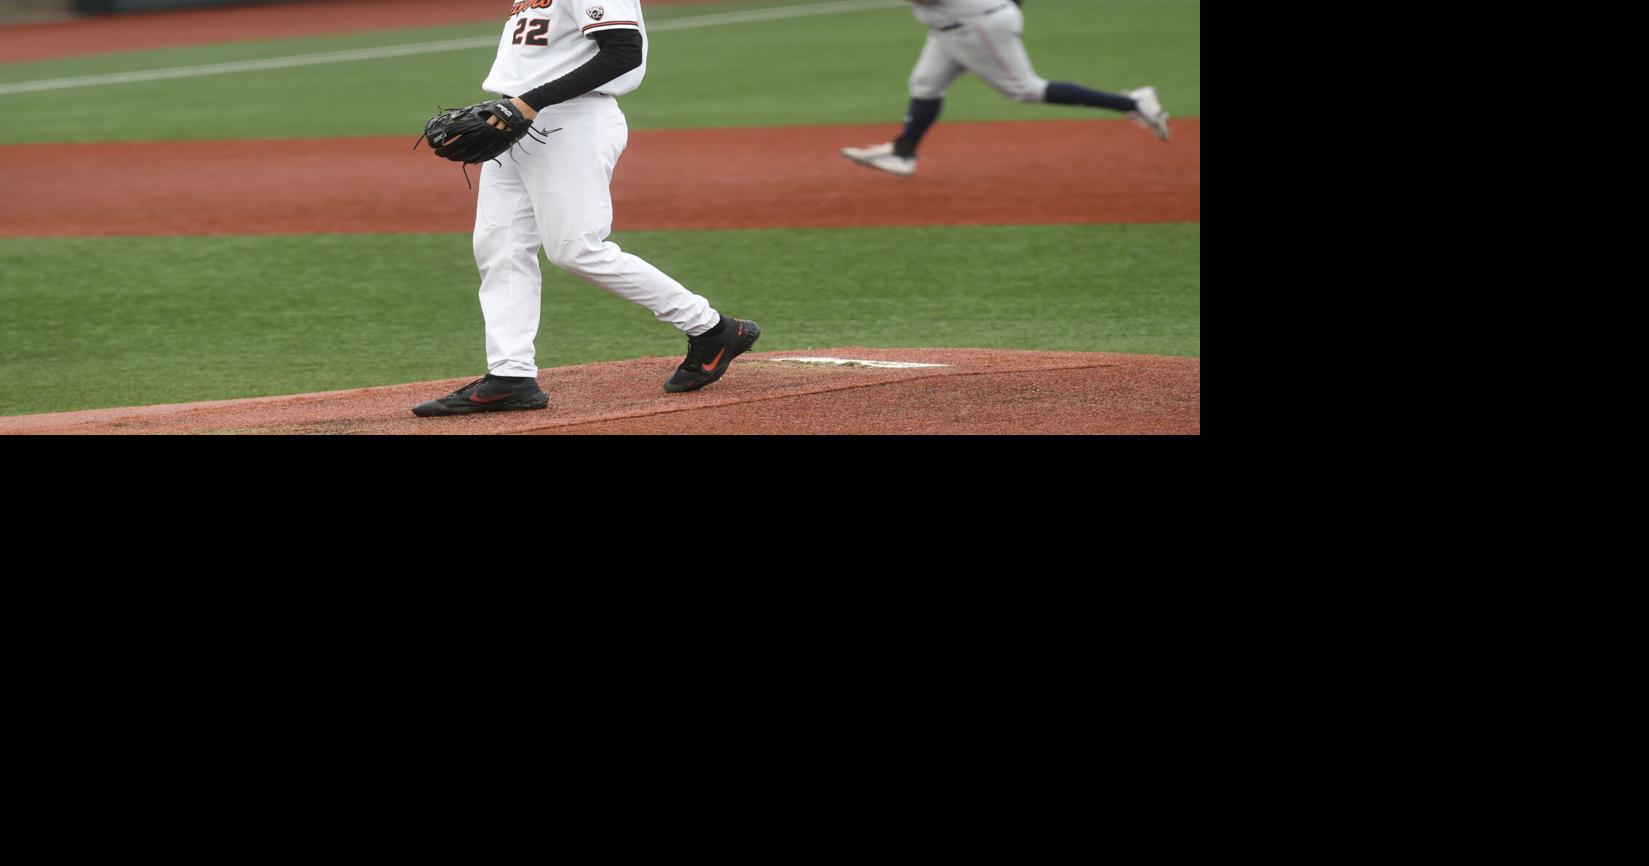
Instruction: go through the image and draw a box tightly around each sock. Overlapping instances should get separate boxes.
[486,374,533,384]
[698,316,727,339]
[893,97,943,158]
[1044,82,1136,113]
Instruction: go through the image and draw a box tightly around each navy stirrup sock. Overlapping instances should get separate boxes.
[893,97,943,158]
[1044,82,1136,113]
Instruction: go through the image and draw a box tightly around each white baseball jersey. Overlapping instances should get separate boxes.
[906,0,1010,27]
[483,0,648,98]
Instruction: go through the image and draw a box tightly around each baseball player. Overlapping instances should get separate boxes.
[414,0,761,417]
[842,0,1170,177]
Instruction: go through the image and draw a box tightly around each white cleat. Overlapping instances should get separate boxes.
[841,142,916,177]
[1126,86,1171,141]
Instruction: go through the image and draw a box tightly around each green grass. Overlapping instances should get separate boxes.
[0,1,1201,420]
[0,223,1199,416]
[0,0,1199,143]
[631,0,1201,130]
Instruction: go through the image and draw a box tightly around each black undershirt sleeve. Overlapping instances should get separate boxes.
[517,29,644,111]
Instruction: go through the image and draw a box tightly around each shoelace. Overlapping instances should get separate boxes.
[446,377,489,398]
[681,333,717,369]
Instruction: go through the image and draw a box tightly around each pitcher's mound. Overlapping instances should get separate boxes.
[0,349,1199,435]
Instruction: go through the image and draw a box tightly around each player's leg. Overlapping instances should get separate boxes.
[1045,77,1170,142]
[410,158,549,416]
[951,4,1169,140]
[474,157,550,377]
[843,33,963,176]
[896,34,963,157]
[936,4,1047,104]
[522,98,718,334]
[1044,82,1137,110]
[523,97,759,392]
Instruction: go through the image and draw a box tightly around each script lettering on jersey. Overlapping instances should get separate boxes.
[507,0,553,17]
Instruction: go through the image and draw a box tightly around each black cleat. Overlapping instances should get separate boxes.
[664,317,761,393]
[412,374,549,417]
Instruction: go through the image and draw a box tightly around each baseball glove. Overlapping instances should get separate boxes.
[416,99,537,165]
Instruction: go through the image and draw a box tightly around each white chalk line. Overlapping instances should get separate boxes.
[770,357,951,369]
[0,0,900,96]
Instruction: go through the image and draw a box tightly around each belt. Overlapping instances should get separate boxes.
[934,4,1009,31]
[502,92,615,99]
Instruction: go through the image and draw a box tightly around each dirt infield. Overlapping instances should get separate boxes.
[0,118,1201,434]
[0,119,1198,236]
[0,349,1200,435]
[2,0,1202,435]
[0,0,709,64]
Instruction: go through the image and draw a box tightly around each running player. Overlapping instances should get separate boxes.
[842,0,1169,177]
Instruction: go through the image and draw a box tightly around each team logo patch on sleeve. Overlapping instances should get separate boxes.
[587,5,605,20]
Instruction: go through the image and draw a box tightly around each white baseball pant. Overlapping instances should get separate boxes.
[472,93,719,378]
[908,3,1048,103]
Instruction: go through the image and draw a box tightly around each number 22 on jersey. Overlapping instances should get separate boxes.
[512,18,550,46]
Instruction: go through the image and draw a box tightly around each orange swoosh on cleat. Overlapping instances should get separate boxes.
[701,348,727,372]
